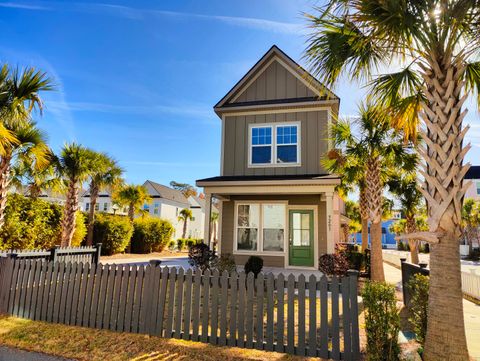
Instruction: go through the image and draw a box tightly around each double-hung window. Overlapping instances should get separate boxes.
[249,123,300,166]
[235,202,286,253]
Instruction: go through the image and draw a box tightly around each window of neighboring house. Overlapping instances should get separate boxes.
[235,203,286,253]
[103,203,108,212]
[144,204,150,212]
[153,209,159,215]
[191,216,195,221]
[476,181,480,195]
[95,203,99,211]
[85,203,90,211]
[249,123,300,166]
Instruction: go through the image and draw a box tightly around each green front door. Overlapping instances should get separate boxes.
[289,210,314,267]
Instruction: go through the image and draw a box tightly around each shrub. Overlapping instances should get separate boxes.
[131,217,173,254]
[71,211,87,247]
[341,247,364,271]
[407,274,429,344]
[168,240,176,250]
[176,238,186,251]
[92,213,133,256]
[212,253,237,274]
[468,248,480,261]
[362,281,400,361]
[244,256,263,277]
[188,243,215,271]
[318,252,349,276]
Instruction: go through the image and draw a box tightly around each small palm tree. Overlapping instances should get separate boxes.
[57,143,96,247]
[113,184,151,222]
[178,208,193,239]
[86,152,123,246]
[210,211,219,246]
[462,199,480,253]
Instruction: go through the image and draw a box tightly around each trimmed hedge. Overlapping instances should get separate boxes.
[92,213,133,255]
[131,217,174,254]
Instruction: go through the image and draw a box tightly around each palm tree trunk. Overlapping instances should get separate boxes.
[182,219,187,239]
[0,156,11,230]
[86,183,99,246]
[366,156,384,282]
[359,188,369,251]
[419,56,469,360]
[128,204,135,222]
[60,180,79,247]
[406,215,419,264]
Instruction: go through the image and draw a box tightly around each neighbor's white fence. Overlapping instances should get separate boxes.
[462,270,480,300]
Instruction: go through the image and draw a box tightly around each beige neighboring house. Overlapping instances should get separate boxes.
[464,166,480,200]
[196,45,345,270]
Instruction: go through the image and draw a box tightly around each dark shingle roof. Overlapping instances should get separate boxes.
[465,166,480,179]
[196,174,339,183]
[144,180,189,205]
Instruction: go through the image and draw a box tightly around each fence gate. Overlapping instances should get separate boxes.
[0,259,360,361]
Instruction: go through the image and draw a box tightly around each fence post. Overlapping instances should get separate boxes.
[50,245,60,263]
[347,270,360,360]
[400,258,407,304]
[141,260,161,334]
[93,243,102,264]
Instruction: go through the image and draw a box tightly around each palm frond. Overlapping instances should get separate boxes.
[465,61,480,107]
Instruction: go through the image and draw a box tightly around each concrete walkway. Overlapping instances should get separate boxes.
[383,262,480,360]
[0,346,73,361]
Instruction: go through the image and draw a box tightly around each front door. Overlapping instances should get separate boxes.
[288,209,314,267]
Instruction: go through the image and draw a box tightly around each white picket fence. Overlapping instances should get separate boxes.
[462,270,480,300]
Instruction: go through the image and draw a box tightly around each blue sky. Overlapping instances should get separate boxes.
[1,0,479,188]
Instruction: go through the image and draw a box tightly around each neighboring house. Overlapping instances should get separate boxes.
[80,190,128,215]
[465,165,480,200]
[188,195,220,240]
[196,45,345,270]
[353,219,399,249]
[38,189,68,206]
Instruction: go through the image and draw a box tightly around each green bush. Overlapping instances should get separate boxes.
[244,256,263,277]
[362,281,400,361]
[92,213,133,256]
[318,252,350,276]
[176,238,186,251]
[188,243,215,271]
[212,253,236,274]
[168,240,176,250]
[131,217,173,254]
[468,248,480,261]
[407,274,429,344]
[71,211,87,247]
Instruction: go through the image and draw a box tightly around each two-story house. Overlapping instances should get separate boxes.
[197,46,344,270]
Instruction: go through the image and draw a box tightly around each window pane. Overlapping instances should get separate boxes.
[237,204,260,228]
[301,213,310,229]
[252,127,272,146]
[277,145,297,163]
[293,229,302,246]
[301,230,310,246]
[237,228,258,250]
[263,204,285,252]
[252,146,271,164]
[277,126,297,144]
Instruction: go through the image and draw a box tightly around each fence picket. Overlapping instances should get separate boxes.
[308,274,317,357]
[76,262,90,326]
[219,271,228,346]
[349,273,360,358]
[265,273,274,351]
[342,277,352,361]
[245,272,254,349]
[117,265,131,332]
[173,268,185,339]
[209,269,219,345]
[319,275,328,359]
[40,262,53,321]
[33,260,47,320]
[7,260,20,315]
[191,269,201,341]
[147,265,162,334]
[228,272,238,347]
[237,272,246,348]
[46,262,60,322]
[55,262,68,324]
[86,264,100,328]
[297,274,306,356]
[1,259,14,314]
[131,266,145,333]
[64,262,78,326]
[255,273,264,350]
[331,276,340,360]
[165,267,177,338]
[110,265,124,331]
[103,264,117,329]
[70,262,83,326]
[156,266,170,336]
[200,269,210,343]
[286,274,295,354]
[13,260,26,317]
[275,273,285,353]
[24,260,37,319]
[96,264,110,329]
[124,265,137,332]
[182,269,193,340]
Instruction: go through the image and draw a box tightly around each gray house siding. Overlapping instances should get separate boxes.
[220,194,328,268]
[222,110,330,176]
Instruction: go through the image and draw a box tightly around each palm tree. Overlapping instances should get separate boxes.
[178,208,193,239]
[210,211,219,246]
[304,2,480,356]
[462,199,480,253]
[388,173,423,264]
[113,184,151,222]
[57,143,96,247]
[344,200,361,242]
[0,121,50,229]
[86,152,123,246]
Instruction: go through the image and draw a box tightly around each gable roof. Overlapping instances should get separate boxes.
[143,180,189,205]
[189,195,219,213]
[214,45,339,114]
[465,166,480,179]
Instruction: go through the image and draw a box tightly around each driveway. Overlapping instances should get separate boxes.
[0,346,73,361]
[102,256,191,269]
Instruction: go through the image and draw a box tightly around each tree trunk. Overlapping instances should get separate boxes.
[420,56,469,360]
[86,183,99,246]
[406,215,419,264]
[366,156,384,282]
[28,184,42,200]
[0,156,11,230]
[60,180,79,247]
[342,224,349,243]
[359,188,370,251]
[182,219,187,239]
[128,204,134,222]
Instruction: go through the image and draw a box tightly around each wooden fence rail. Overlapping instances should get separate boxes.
[0,259,360,361]
[0,244,102,264]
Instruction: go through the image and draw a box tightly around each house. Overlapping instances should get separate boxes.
[465,166,480,200]
[188,195,220,240]
[196,45,345,270]
[80,189,128,215]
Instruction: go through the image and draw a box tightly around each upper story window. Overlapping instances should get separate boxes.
[476,181,480,195]
[249,122,300,167]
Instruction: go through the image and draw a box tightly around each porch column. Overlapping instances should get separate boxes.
[325,191,334,254]
[204,193,212,247]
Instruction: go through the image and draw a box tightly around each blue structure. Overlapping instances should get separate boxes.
[353,219,398,249]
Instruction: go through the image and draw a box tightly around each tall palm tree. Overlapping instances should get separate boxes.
[303,2,480,357]
[113,184,151,222]
[85,152,123,246]
[0,121,50,229]
[57,143,96,247]
[388,173,423,264]
[178,208,193,239]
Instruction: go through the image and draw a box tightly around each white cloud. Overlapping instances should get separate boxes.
[0,1,49,10]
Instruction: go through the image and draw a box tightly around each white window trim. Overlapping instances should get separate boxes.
[233,200,288,256]
[248,122,301,168]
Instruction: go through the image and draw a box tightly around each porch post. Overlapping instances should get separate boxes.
[204,193,212,247]
[325,191,335,254]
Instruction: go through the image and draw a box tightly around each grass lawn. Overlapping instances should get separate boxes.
[0,315,320,361]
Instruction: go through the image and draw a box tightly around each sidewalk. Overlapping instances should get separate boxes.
[0,346,72,361]
[383,262,480,360]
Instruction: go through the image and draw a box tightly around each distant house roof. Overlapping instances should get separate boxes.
[465,166,480,179]
[144,180,189,206]
[189,195,219,213]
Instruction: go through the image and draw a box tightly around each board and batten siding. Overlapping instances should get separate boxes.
[222,110,330,177]
[220,195,328,268]
[232,59,316,103]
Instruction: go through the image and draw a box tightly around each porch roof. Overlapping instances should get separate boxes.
[196,173,341,187]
